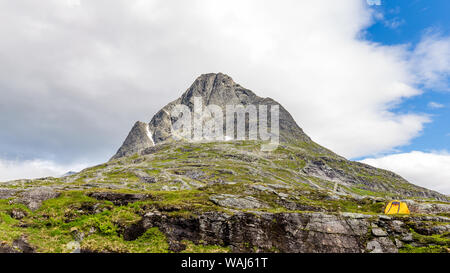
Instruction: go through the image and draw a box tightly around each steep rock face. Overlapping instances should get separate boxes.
[113,73,322,159]
[124,211,371,253]
[119,210,449,253]
[149,73,312,144]
[111,121,154,160]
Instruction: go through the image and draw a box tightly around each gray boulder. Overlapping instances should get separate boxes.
[0,188,18,199]
[15,187,60,211]
[405,200,450,214]
[87,191,150,206]
[209,194,268,210]
[366,237,397,253]
[371,228,388,237]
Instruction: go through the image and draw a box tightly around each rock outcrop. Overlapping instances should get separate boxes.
[111,121,154,160]
[87,192,151,206]
[112,73,318,159]
[120,210,450,253]
[14,187,60,211]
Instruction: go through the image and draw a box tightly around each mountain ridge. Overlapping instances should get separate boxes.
[110,72,446,201]
[0,73,448,254]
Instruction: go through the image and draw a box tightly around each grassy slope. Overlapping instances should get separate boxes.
[0,140,448,252]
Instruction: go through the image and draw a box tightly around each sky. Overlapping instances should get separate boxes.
[359,0,450,194]
[0,0,449,194]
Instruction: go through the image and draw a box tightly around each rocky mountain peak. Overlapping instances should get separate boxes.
[180,73,255,108]
[112,73,316,159]
[111,121,154,160]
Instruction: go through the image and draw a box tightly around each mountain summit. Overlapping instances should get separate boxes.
[112,73,319,159]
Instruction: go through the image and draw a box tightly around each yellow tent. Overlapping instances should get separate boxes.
[384,200,410,215]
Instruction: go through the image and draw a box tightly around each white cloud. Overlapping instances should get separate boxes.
[0,158,88,182]
[361,151,450,195]
[66,0,81,7]
[0,0,449,182]
[366,0,381,6]
[410,32,450,91]
[384,17,405,29]
[428,102,445,109]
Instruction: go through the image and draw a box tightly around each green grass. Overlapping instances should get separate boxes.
[399,244,448,253]
[181,240,231,253]
[104,170,140,182]
[81,227,169,253]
